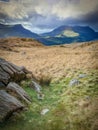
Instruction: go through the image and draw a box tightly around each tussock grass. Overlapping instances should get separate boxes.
[38,74,52,86]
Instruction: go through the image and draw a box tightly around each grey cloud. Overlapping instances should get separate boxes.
[81,8,98,24]
[0,0,98,33]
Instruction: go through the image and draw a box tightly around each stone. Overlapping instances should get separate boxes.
[0,90,24,122]
[30,80,41,93]
[79,74,87,78]
[69,79,80,86]
[0,82,6,87]
[41,109,49,115]
[0,66,10,85]
[37,93,44,100]
[7,82,31,104]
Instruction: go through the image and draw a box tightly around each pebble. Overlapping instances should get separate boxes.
[41,109,49,115]
[69,79,80,86]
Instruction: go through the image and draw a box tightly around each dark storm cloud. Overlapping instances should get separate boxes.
[78,8,98,31]
[81,8,98,24]
[64,8,98,30]
[0,0,98,33]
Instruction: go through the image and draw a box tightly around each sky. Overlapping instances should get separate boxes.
[0,0,98,34]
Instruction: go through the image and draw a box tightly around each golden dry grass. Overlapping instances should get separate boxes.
[0,37,98,79]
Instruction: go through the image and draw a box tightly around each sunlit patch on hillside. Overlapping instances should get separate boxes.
[56,30,79,37]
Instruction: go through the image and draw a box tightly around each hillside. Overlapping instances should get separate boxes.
[0,37,43,49]
[40,26,98,45]
[0,24,39,39]
[0,38,98,79]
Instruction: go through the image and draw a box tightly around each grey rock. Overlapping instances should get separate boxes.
[79,74,87,78]
[37,93,44,100]
[30,80,41,93]
[0,90,24,122]
[7,82,31,104]
[41,109,49,115]
[69,79,80,86]
[0,82,6,87]
[0,58,33,122]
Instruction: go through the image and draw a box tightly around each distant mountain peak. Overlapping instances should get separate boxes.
[40,25,98,45]
[0,23,39,38]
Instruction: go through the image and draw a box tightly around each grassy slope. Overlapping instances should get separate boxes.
[0,69,98,130]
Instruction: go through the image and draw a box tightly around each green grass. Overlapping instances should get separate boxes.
[0,70,98,130]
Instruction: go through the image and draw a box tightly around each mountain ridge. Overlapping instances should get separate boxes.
[0,24,98,45]
[0,23,39,39]
[41,25,96,36]
[40,25,98,45]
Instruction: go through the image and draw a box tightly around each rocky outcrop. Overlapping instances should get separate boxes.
[0,90,24,122]
[0,58,32,122]
[0,58,31,86]
[7,82,31,104]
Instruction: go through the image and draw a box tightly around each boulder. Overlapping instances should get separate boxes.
[0,90,24,122]
[7,82,31,104]
[0,58,33,122]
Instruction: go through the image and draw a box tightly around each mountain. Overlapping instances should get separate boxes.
[0,24,39,39]
[0,24,98,46]
[40,26,98,45]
